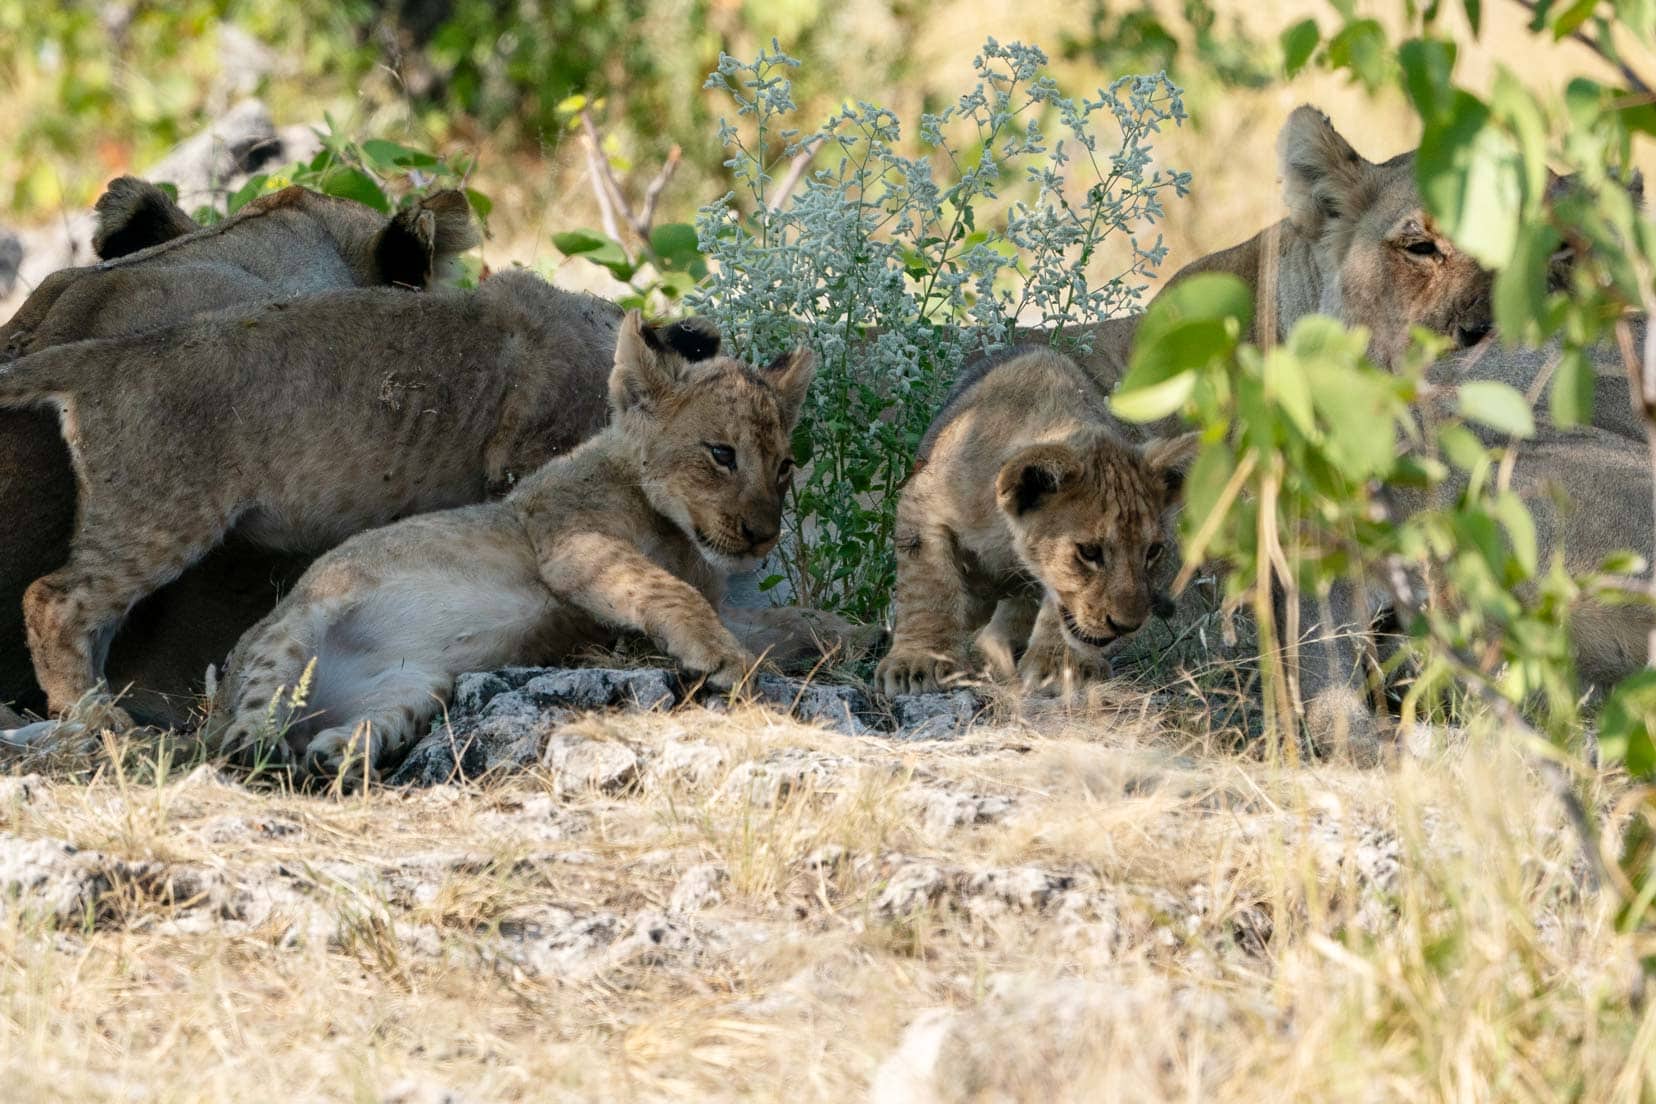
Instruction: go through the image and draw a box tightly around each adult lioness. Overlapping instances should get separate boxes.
[0,269,719,725]
[213,312,812,778]
[877,347,1197,696]
[0,181,481,722]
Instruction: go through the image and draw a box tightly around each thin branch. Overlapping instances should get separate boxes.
[768,136,824,212]
[577,123,625,252]
[636,145,683,238]
[1512,0,1655,96]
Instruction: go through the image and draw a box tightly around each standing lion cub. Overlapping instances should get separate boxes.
[213,312,813,776]
[877,347,1197,697]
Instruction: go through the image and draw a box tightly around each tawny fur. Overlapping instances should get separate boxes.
[212,311,814,778]
[0,182,480,722]
[877,347,1196,697]
[0,270,691,724]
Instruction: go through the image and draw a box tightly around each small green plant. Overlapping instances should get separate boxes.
[687,39,1190,621]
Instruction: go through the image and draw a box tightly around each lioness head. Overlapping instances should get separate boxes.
[995,428,1199,658]
[1281,105,1493,365]
[610,310,815,573]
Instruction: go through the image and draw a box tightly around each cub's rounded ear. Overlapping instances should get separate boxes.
[1279,105,1373,240]
[762,347,816,428]
[610,309,684,414]
[658,316,721,362]
[995,444,1082,517]
[1141,431,1201,499]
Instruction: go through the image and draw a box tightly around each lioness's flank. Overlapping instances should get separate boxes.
[0,269,716,724]
[0,182,481,721]
[213,311,813,777]
[877,347,1197,697]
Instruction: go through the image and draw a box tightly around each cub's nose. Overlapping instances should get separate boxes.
[1455,321,1492,348]
[1105,614,1142,636]
[739,519,780,553]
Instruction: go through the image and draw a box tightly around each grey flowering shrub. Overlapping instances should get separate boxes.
[690,39,1190,621]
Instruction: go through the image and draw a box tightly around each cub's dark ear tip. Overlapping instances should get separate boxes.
[660,317,721,362]
[1162,468,1186,495]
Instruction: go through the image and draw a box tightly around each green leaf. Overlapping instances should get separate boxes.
[1326,19,1389,90]
[226,173,271,214]
[465,188,493,221]
[1552,0,1599,38]
[552,228,634,279]
[1601,669,1656,775]
[1114,274,1252,424]
[1549,348,1597,429]
[1492,489,1539,576]
[360,139,441,171]
[1463,0,1483,35]
[1281,19,1320,77]
[320,167,390,214]
[1416,91,1524,267]
[649,223,702,269]
[1399,38,1458,123]
[1439,423,1491,472]
[1458,379,1536,437]
[1492,221,1560,341]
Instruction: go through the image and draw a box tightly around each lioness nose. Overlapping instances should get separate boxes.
[1456,321,1492,347]
[740,519,779,550]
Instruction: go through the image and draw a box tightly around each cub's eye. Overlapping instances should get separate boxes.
[1146,542,1166,566]
[1403,239,1441,258]
[1076,542,1105,566]
[706,443,737,470]
[777,458,796,483]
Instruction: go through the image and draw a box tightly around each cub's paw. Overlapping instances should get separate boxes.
[302,723,383,783]
[214,716,296,768]
[677,634,756,692]
[876,647,967,697]
[1018,642,1111,697]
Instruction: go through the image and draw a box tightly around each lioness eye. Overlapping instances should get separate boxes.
[707,443,737,470]
[1146,542,1165,566]
[1404,239,1440,258]
[1076,543,1104,566]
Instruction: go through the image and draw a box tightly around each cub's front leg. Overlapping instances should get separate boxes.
[540,532,755,689]
[1017,600,1111,695]
[878,516,994,696]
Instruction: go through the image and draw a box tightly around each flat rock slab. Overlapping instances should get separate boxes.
[389,667,984,787]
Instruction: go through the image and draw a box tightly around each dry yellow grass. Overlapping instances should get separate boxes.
[2,696,1651,1102]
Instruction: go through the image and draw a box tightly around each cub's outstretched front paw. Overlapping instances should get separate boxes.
[677,633,756,692]
[876,647,967,697]
[1017,640,1111,697]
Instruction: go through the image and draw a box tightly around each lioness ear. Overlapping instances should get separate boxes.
[763,348,816,429]
[92,176,198,260]
[996,444,1083,518]
[417,189,483,262]
[1141,431,1200,500]
[609,309,683,415]
[1279,105,1373,240]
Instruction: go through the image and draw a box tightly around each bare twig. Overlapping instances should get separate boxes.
[577,123,625,252]
[577,108,682,258]
[768,136,825,213]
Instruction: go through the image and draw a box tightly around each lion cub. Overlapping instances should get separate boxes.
[877,347,1196,697]
[213,312,813,776]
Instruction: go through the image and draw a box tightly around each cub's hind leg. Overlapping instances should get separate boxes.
[24,506,232,721]
[297,663,455,781]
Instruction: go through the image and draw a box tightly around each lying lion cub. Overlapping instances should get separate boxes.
[0,268,716,725]
[877,347,1197,696]
[212,312,812,776]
